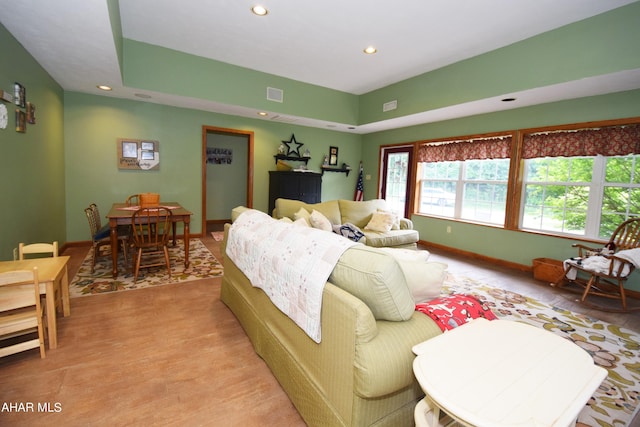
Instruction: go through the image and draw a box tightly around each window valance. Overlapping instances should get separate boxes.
[522,124,640,159]
[417,136,512,163]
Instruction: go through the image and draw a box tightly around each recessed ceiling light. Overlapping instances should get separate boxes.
[257,111,268,116]
[363,46,377,54]
[97,85,112,91]
[251,5,268,16]
[501,97,516,102]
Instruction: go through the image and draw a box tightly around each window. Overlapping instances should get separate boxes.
[416,135,512,225]
[520,124,640,239]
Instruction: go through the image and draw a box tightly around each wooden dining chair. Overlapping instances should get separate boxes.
[0,267,46,359]
[125,194,141,207]
[18,241,61,314]
[85,203,130,273]
[131,207,173,283]
[18,241,58,260]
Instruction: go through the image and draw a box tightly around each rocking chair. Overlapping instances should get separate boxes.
[558,218,640,311]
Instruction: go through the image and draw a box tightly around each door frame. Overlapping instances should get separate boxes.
[379,144,415,218]
[201,126,254,235]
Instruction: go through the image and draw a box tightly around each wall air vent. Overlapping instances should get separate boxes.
[383,100,397,112]
[267,87,284,103]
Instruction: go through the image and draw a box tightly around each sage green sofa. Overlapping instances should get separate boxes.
[220,209,442,427]
[273,198,419,249]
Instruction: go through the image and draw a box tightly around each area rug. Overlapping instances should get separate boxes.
[69,239,223,297]
[211,231,224,241]
[444,274,640,427]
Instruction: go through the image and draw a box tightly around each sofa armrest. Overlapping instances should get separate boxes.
[400,217,413,229]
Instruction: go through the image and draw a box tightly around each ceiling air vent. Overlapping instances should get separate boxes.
[270,115,297,123]
[267,87,284,103]
[383,100,397,112]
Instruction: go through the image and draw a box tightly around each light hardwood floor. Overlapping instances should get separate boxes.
[0,235,638,426]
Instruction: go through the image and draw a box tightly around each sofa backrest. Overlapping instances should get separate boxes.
[338,199,389,228]
[274,198,341,225]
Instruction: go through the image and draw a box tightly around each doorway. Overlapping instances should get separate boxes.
[201,126,254,234]
[380,145,414,218]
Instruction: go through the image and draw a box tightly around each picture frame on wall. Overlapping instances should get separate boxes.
[117,138,160,170]
[329,146,338,166]
[14,82,25,108]
[122,141,138,158]
[26,102,36,124]
[15,110,26,133]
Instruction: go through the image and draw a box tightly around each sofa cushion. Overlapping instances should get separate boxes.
[275,199,341,225]
[329,245,415,321]
[294,207,311,225]
[363,229,419,248]
[364,211,395,232]
[338,199,389,229]
[378,209,400,230]
[310,209,332,231]
[379,248,446,303]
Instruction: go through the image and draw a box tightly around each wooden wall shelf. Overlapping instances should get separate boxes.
[321,165,351,176]
[274,154,310,165]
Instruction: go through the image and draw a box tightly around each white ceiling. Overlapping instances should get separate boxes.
[1,0,639,133]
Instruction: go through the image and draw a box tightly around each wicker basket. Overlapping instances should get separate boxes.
[532,258,565,283]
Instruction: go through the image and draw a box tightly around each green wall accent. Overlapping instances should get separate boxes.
[122,39,360,125]
[358,2,640,124]
[361,90,640,290]
[64,92,362,242]
[107,0,124,79]
[0,23,66,261]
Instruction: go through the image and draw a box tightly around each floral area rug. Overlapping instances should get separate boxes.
[443,274,640,427]
[69,239,223,297]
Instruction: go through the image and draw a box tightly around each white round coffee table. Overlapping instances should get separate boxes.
[412,318,607,427]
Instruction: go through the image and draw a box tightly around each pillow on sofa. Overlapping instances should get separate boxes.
[294,207,311,225]
[377,209,400,230]
[379,247,447,303]
[329,245,415,321]
[310,209,332,231]
[275,199,341,224]
[364,211,395,232]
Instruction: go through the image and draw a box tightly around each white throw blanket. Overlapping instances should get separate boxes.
[225,209,357,343]
[563,247,640,280]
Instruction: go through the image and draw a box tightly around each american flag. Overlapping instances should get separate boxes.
[354,163,364,201]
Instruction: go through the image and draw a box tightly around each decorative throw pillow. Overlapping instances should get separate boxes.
[293,217,310,227]
[379,248,445,303]
[309,209,332,231]
[415,294,498,332]
[377,209,400,230]
[294,207,311,225]
[364,211,395,232]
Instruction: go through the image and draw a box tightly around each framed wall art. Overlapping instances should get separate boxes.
[15,109,26,133]
[117,138,160,170]
[14,82,25,108]
[329,146,338,166]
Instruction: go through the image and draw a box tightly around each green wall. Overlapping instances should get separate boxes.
[361,89,640,290]
[63,92,362,242]
[0,24,65,261]
[358,2,640,125]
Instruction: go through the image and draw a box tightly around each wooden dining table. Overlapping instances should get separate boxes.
[106,202,193,278]
[0,256,71,349]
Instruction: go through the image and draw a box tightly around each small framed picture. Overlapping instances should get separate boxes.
[14,82,25,108]
[122,141,138,158]
[141,141,155,151]
[329,146,339,166]
[16,110,26,132]
[26,102,36,124]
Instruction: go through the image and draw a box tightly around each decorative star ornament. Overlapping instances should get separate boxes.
[283,134,304,157]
